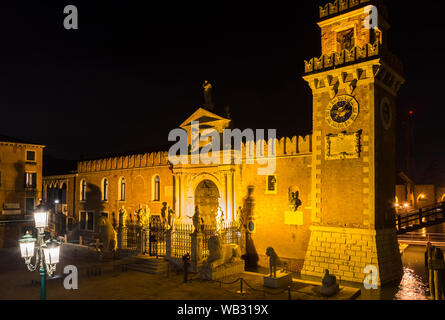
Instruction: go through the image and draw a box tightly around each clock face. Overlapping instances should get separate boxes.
[325,95,359,129]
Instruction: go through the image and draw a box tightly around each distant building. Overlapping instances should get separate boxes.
[395,171,445,214]
[0,135,45,247]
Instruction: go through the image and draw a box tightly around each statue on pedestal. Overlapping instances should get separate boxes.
[161,202,168,225]
[119,206,127,227]
[98,215,117,252]
[167,206,175,230]
[202,80,214,110]
[193,206,204,234]
[135,204,144,227]
[288,189,302,212]
[321,269,339,297]
[144,205,151,227]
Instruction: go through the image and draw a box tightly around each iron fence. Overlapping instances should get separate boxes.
[148,219,166,257]
[171,223,193,258]
[125,223,138,251]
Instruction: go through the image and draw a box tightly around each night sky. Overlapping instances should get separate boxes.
[0,1,444,183]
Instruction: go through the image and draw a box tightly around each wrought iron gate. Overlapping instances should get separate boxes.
[148,216,166,257]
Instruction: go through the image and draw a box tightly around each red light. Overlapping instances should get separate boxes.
[409,110,414,115]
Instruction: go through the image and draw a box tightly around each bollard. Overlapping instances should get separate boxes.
[240,278,243,295]
[237,278,246,295]
[288,286,291,300]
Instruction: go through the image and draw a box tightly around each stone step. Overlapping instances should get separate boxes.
[127,263,168,274]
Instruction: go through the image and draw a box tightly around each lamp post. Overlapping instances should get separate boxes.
[18,204,61,300]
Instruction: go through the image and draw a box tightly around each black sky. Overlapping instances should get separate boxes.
[0,1,444,183]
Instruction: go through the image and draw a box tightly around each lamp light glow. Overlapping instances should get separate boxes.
[43,239,61,265]
[34,209,49,229]
[19,231,36,258]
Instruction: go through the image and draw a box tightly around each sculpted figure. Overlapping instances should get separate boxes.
[135,204,144,227]
[161,202,168,225]
[266,247,279,278]
[119,206,127,227]
[266,247,288,278]
[144,205,151,227]
[204,236,242,270]
[167,207,175,229]
[320,269,339,297]
[192,206,204,234]
[98,215,117,251]
[202,80,214,110]
[288,189,302,212]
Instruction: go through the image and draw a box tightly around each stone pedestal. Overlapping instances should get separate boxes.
[263,271,292,288]
[199,260,245,281]
[191,232,203,273]
[165,229,172,258]
[301,226,402,285]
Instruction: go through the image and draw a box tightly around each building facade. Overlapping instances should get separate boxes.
[0,135,44,247]
[42,0,432,284]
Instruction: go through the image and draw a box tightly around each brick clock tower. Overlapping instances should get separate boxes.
[301,0,404,285]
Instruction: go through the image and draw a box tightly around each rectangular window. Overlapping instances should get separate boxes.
[266,175,277,194]
[67,218,73,231]
[26,150,36,162]
[25,172,37,188]
[80,211,94,231]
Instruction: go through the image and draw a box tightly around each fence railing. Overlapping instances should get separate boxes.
[118,220,242,260]
[398,232,445,243]
[172,223,193,258]
[396,202,445,234]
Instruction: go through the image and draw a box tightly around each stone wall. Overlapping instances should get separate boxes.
[301,226,402,285]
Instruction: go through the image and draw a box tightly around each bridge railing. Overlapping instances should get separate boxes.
[396,201,445,232]
[398,232,445,243]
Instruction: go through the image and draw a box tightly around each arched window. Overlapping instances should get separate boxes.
[102,178,108,201]
[80,180,86,201]
[119,178,126,201]
[153,175,160,201]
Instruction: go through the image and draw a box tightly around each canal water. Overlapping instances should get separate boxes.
[354,224,445,300]
[357,244,431,300]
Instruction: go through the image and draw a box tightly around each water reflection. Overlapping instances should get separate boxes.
[394,267,428,300]
[357,244,431,300]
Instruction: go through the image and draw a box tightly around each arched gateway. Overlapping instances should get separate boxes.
[194,179,220,225]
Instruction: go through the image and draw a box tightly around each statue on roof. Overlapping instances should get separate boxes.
[202,80,214,110]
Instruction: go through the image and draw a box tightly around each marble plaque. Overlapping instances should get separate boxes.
[325,131,361,160]
[285,211,303,225]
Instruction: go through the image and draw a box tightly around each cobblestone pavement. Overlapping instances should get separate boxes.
[0,247,360,300]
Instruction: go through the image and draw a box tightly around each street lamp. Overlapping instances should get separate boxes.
[18,204,61,300]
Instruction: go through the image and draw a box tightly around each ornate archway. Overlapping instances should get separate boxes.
[194,179,220,225]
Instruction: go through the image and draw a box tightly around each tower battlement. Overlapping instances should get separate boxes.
[319,0,387,20]
[304,42,403,75]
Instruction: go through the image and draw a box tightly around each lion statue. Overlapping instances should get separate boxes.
[98,216,117,252]
[204,236,242,270]
[266,247,288,278]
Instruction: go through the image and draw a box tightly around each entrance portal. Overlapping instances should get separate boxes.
[194,180,220,225]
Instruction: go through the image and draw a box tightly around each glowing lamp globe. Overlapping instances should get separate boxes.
[43,239,61,265]
[19,231,36,258]
[34,209,49,229]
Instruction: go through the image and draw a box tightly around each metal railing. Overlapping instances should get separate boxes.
[396,202,445,234]
[398,232,445,244]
